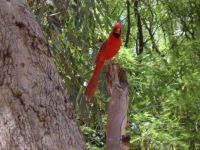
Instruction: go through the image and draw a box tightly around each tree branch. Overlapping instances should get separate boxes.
[134,0,144,55]
[125,0,131,47]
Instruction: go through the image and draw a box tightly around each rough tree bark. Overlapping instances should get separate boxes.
[0,0,85,149]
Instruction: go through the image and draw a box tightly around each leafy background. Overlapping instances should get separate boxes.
[29,0,200,149]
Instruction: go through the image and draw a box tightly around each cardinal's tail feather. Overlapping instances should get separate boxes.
[85,61,104,99]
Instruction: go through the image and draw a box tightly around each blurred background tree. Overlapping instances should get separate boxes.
[29,0,200,149]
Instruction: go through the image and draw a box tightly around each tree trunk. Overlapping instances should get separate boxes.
[0,0,85,149]
[105,61,129,150]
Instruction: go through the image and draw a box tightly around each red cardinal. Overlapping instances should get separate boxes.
[85,21,122,98]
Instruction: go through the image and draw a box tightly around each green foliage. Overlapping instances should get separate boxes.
[80,126,105,149]
[30,0,200,149]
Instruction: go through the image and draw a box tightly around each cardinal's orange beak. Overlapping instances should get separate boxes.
[114,28,121,35]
